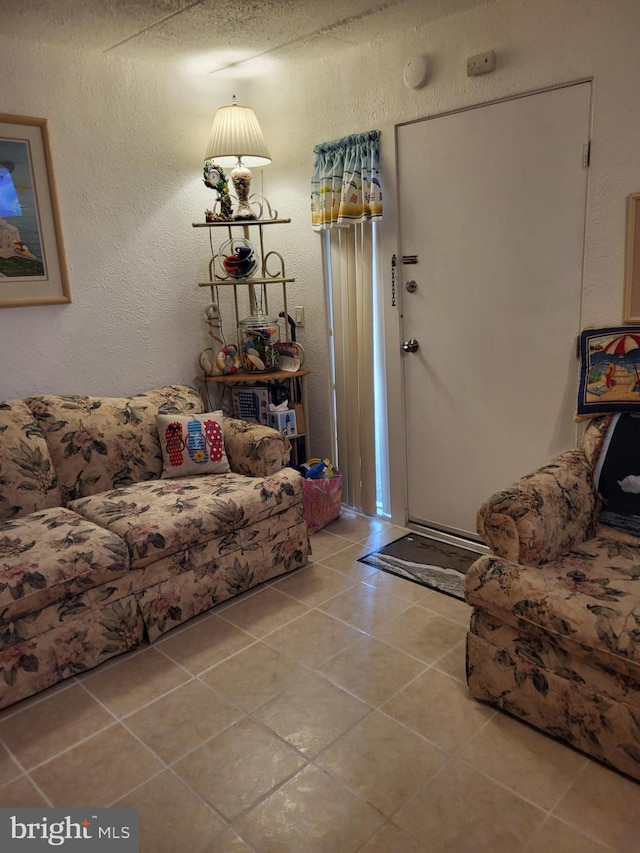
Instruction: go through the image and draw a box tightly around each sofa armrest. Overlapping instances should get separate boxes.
[223,417,291,476]
[476,450,599,566]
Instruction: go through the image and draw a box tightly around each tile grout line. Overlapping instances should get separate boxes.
[0,740,54,807]
[73,678,243,819]
[108,762,232,837]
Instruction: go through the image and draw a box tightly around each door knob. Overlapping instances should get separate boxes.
[402,339,420,353]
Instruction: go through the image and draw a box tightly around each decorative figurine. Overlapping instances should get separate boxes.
[203,161,233,220]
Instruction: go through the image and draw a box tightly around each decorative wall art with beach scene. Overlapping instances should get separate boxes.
[577,326,640,419]
[0,114,70,307]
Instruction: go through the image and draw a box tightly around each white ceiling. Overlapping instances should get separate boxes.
[0,0,493,73]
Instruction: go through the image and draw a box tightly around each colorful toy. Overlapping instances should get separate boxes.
[302,458,335,478]
[215,344,240,375]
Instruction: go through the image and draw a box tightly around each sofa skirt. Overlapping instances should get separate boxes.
[136,515,310,641]
[0,592,145,710]
[466,626,640,782]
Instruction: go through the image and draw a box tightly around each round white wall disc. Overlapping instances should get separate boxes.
[403,56,430,89]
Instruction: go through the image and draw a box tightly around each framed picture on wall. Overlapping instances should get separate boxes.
[0,113,70,308]
[623,191,640,323]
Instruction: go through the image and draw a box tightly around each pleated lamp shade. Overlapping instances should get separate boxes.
[204,99,271,168]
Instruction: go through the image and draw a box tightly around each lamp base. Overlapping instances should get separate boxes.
[231,165,257,220]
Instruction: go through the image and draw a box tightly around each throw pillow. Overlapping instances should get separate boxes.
[577,326,640,420]
[156,411,230,477]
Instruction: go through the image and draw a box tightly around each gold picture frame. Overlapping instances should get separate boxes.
[623,191,640,323]
[0,113,70,308]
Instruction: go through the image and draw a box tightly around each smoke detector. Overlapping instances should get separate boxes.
[403,56,431,89]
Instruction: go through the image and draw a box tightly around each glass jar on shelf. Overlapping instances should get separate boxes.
[238,313,280,372]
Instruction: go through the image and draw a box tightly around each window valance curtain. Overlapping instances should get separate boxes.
[311,131,382,231]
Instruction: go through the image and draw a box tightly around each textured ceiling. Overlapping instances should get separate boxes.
[0,0,493,72]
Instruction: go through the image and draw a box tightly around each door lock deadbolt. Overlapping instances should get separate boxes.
[405,280,417,293]
[402,339,420,353]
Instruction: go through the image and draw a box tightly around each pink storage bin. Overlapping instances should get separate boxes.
[303,473,342,532]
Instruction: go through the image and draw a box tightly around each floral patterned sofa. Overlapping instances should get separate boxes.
[0,384,309,709]
[465,415,640,781]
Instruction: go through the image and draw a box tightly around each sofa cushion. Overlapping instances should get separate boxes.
[69,469,304,569]
[0,507,130,624]
[126,506,306,597]
[26,385,203,503]
[465,536,640,679]
[156,411,230,477]
[0,399,62,522]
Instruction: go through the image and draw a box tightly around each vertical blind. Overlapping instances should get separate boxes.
[311,131,383,514]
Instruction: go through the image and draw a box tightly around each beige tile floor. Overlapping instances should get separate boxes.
[0,509,637,852]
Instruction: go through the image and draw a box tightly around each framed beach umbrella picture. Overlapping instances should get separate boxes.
[0,114,70,308]
[577,326,640,419]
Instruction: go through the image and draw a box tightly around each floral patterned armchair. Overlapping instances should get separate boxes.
[0,385,309,709]
[465,415,640,781]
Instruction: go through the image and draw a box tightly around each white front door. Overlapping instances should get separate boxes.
[397,82,591,538]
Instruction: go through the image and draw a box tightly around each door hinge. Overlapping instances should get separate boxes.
[582,140,591,168]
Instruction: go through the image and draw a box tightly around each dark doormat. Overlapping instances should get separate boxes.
[358,533,482,602]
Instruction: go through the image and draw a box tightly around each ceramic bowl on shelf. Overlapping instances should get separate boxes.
[219,237,257,280]
[222,256,239,274]
[237,258,258,278]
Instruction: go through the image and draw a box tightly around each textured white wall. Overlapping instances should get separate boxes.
[0,40,231,400]
[1,0,640,506]
[245,0,640,516]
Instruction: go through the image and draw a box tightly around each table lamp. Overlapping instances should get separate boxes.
[204,96,271,220]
